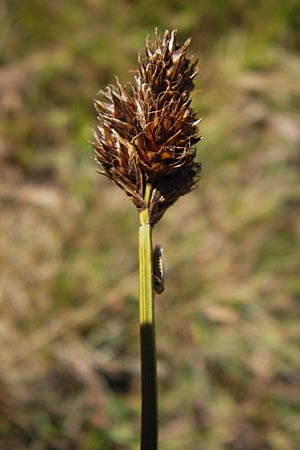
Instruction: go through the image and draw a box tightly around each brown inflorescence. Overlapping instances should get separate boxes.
[92,29,202,225]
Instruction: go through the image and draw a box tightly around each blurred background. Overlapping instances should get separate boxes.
[1,1,300,449]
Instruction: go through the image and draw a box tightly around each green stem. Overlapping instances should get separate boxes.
[139,183,158,450]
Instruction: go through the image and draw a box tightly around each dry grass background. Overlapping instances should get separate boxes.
[0,1,300,449]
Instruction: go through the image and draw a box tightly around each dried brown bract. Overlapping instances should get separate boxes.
[92,29,202,225]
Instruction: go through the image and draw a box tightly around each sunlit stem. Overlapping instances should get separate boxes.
[139,183,158,450]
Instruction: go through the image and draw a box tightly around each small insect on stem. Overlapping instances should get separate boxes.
[153,245,164,294]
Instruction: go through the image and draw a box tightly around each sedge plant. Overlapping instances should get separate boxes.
[91,29,202,450]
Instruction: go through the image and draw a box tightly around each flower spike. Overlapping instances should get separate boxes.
[92,29,202,224]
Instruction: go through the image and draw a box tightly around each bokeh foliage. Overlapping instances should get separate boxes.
[0,1,300,449]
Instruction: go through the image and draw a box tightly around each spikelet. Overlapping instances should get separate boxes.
[92,29,202,225]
